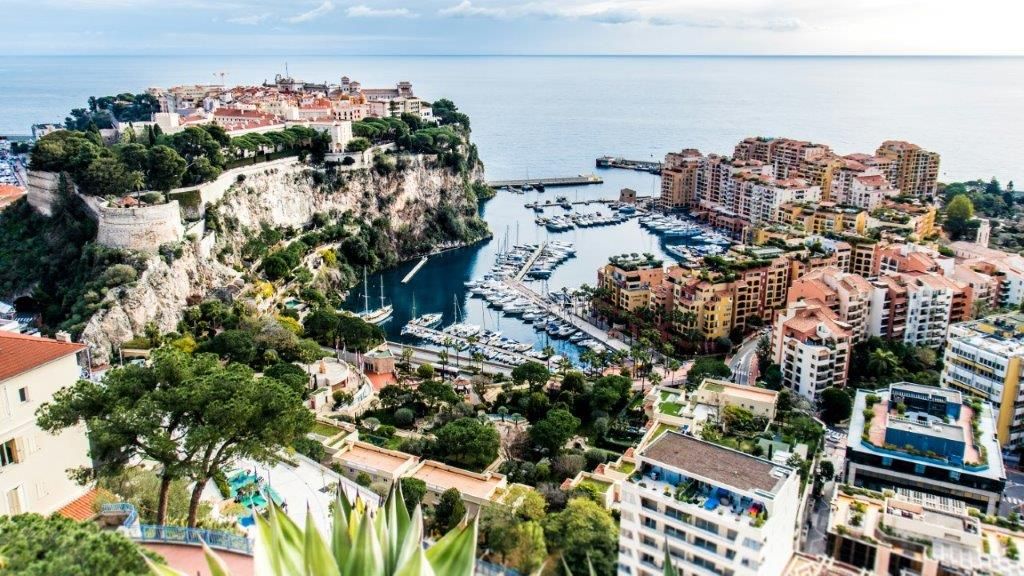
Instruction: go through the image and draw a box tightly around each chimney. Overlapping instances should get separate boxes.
[55,331,72,343]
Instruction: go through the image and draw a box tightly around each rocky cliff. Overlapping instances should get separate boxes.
[80,156,487,366]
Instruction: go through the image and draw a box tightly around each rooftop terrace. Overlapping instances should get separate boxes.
[410,460,505,502]
[640,431,790,496]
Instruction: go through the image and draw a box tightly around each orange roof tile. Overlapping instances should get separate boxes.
[0,331,84,382]
[57,487,110,521]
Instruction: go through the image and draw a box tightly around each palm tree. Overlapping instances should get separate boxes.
[438,349,450,381]
[471,351,485,373]
[579,348,598,376]
[151,485,478,576]
[667,359,681,387]
[557,356,573,376]
[867,348,899,381]
[542,344,555,370]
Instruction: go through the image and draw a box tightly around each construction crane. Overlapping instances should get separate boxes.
[213,71,228,86]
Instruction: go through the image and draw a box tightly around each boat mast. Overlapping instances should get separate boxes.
[380,275,386,309]
[362,268,369,313]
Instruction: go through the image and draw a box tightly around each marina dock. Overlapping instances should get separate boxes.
[595,156,662,173]
[513,242,547,282]
[501,279,630,353]
[486,174,603,189]
[401,256,428,284]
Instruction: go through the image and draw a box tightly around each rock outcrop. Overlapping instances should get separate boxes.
[80,243,238,365]
[80,156,485,366]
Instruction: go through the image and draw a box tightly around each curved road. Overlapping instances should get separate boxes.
[729,333,762,385]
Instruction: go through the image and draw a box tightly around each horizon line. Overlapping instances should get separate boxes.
[6,53,1024,58]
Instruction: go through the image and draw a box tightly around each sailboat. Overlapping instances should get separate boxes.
[408,293,442,329]
[358,268,393,325]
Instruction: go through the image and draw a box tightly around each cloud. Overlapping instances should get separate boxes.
[286,0,334,23]
[347,5,416,18]
[228,12,271,25]
[434,1,805,30]
[649,14,805,31]
[439,1,508,18]
[582,9,643,24]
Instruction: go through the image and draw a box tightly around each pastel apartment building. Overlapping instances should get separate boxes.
[826,487,1024,576]
[618,432,801,576]
[788,266,873,343]
[658,137,938,238]
[845,384,1006,515]
[0,331,92,515]
[876,141,941,198]
[942,312,1024,447]
[773,299,853,401]
[598,254,666,313]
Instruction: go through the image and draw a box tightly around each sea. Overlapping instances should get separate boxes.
[3,55,1023,358]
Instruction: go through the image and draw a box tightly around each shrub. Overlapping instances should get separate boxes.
[355,472,372,487]
[394,407,415,428]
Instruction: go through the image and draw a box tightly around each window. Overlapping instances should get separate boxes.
[6,487,23,515]
[695,517,718,535]
[16,388,28,403]
[0,439,20,467]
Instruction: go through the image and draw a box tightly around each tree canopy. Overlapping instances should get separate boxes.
[0,513,157,576]
[529,409,580,455]
[432,417,500,471]
[543,498,619,576]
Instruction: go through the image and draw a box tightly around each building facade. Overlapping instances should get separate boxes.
[845,384,1006,514]
[618,432,801,576]
[0,332,91,515]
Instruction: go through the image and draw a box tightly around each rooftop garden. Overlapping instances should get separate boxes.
[657,390,685,416]
[608,252,663,271]
[871,206,913,224]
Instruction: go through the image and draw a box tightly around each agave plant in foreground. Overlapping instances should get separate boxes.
[148,484,478,576]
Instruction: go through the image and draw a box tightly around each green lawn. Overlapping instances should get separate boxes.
[659,401,684,416]
[313,421,345,437]
[651,422,678,442]
[579,478,613,494]
[614,461,636,475]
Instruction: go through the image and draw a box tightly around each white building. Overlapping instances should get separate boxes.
[0,331,91,515]
[618,432,801,576]
[901,274,954,348]
[772,300,853,402]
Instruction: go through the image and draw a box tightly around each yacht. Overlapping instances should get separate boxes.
[357,269,393,325]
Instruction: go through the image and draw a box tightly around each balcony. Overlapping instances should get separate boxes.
[628,466,768,529]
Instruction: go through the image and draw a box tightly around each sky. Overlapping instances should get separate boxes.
[3,0,1023,56]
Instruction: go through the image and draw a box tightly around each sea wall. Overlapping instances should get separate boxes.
[26,170,61,216]
[95,201,185,253]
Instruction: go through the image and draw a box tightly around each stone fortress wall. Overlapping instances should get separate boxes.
[26,158,303,255]
[94,201,185,253]
[25,170,61,216]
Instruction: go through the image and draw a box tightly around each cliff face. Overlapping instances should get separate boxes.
[211,157,482,263]
[81,158,485,366]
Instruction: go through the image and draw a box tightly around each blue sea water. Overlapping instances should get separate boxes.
[2,55,1022,356]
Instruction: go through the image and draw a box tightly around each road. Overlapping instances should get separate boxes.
[729,333,762,385]
[1000,468,1024,515]
[801,430,847,555]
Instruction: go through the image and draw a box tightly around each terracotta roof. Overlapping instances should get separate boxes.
[0,331,84,382]
[57,487,109,521]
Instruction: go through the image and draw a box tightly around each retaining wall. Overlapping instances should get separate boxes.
[26,170,61,216]
[95,201,184,253]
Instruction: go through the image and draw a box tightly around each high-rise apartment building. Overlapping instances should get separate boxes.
[876,141,941,198]
[942,312,1024,447]
[772,300,853,401]
[618,432,801,576]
